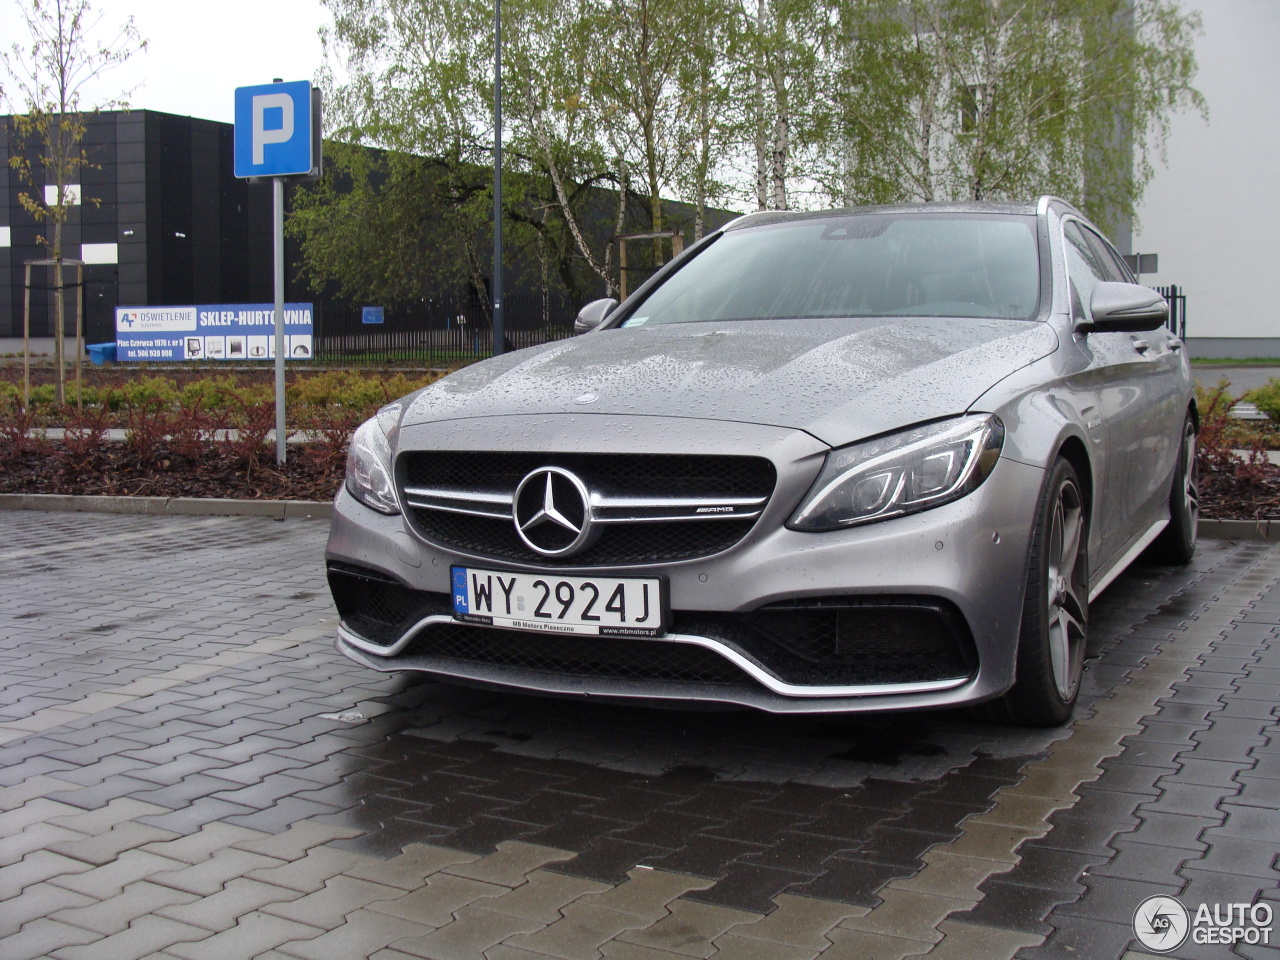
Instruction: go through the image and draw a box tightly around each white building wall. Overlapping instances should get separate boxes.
[1131,0,1280,355]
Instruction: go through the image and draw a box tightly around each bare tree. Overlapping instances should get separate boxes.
[3,0,145,403]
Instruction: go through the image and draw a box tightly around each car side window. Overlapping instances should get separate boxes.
[1063,220,1106,321]
[1080,225,1132,284]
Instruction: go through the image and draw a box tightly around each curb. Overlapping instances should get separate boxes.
[0,494,1270,539]
[1199,518,1277,541]
[0,493,332,520]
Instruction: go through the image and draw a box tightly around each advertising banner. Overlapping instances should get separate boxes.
[115,304,314,362]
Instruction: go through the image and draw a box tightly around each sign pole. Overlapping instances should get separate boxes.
[273,175,286,466]
[492,0,504,356]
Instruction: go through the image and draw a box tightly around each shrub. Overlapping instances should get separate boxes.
[0,403,51,458]
[1246,377,1280,423]
[60,405,114,477]
[121,376,180,409]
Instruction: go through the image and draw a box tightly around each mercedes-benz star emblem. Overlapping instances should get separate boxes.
[513,467,593,556]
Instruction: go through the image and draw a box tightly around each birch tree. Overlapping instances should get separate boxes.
[3,0,145,403]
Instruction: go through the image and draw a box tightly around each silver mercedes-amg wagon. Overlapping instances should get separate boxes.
[325,197,1196,725]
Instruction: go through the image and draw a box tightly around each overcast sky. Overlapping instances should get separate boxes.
[1,0,333,124]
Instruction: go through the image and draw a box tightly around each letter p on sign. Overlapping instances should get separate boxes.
[233,80,317,178]
[252,93,294,164]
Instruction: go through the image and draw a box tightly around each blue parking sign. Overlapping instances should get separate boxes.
[234,81,315,178]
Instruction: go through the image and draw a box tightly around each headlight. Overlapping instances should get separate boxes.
[344,402,402,515]
[789,415,1004,531]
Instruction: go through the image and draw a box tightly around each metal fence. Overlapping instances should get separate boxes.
[314,289,580,364]
[1156,284,1186,340]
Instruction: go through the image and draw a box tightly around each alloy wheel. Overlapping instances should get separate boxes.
[1046,478,1087,702]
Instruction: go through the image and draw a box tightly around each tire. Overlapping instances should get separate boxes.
[1145,413,1198,565]
[997,457,1089,727]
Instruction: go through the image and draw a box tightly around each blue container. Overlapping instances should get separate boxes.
[87,342,117,365]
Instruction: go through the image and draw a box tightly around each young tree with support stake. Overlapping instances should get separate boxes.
[2,0,145,405]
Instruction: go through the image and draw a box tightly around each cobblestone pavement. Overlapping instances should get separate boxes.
[0,512,1276,960]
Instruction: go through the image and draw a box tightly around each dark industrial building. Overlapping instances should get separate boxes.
[1,109,308,343]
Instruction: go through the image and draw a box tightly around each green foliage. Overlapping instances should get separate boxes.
[0,382,22,409]
[306,0,1204,303]
[829,0,1205,234]
[1246,378,1280,423]
[180,375,267,411]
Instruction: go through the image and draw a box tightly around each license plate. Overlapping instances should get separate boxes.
[451,566,665,637]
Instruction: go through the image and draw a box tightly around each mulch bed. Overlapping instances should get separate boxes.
[1200,462,1280,522]
[0,442,343,502]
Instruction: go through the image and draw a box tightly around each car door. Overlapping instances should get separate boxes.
[1081,228,1186,529]
[1061,219,1159,563]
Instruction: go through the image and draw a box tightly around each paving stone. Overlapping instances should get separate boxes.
[1087,835,1199,885]
[148,848,288,896]
[47,820,183,866]
[505,902,652,960]
[475,869,610,923]
[271,908,436,960]
[345,842,478,890]
[163,911,324,960]
[939,822,1049,863]
[950,874,1077,937]
[51,915,212,960]
[0,848,96,900]
[838,887,974,943]
[139,822,269,865]
[51,880,201,936]
[364,871,508,926]
[718,892,866,951]
[0,881,96,939]
[1017,913,1136,960]
[50,849,190,899]
[0,918,102,958]
[391,904,545,960]
[446,840,576,887]
[46,797,174,835]
[263,874,407,926]
[0,774,81,812]
[617,898,759,958]
[1202,801,1280,843]
[245,846,369,893]
[704,933,822,960]
[1124,811,1216,851]
[820,925,933,958]
[158,877,307,932]
[231,820,363,862]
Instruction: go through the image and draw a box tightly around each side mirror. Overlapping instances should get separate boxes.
[574,298,618,335]
[1080,282,1169,333]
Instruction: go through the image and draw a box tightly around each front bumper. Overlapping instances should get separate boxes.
[325,418,1045,714]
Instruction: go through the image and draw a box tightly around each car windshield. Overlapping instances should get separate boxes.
[622,213,1041,326]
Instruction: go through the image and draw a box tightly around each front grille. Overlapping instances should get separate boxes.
[332,565,975,691]
[404,452,775,497]
[415,512,759,567]
[403,625,751,686]
[400,452,776,566]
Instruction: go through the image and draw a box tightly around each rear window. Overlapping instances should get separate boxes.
[623,213,1041,326]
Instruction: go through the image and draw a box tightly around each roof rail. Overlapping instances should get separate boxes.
[721,209,785,231]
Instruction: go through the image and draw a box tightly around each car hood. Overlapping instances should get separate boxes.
[401,317,1059,447]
